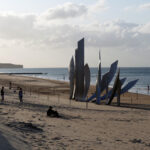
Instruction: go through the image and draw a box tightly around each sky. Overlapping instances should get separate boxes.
[0,0,150,68]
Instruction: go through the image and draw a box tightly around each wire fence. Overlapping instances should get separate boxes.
[0,79,150,111]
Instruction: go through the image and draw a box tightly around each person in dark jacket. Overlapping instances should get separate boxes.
[1,86,4,102]
[19,88,23,102]
[47,106,59,117]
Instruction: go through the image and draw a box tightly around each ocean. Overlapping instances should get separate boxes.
[0,67,150,95]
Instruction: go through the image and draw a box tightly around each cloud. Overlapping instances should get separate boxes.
[132,22,150,34]
[0,3,149,67]
[0,12,36,40]
[39,1,109,21]
[0,11,149,53]
[89,0,109,13]
[124,6,134,12]
[41,2,87,20]
[139,3,150,10]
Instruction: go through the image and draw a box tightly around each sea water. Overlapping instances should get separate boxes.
[0,67,150,95]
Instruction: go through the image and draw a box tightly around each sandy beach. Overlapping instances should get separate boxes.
[0,74,150,150]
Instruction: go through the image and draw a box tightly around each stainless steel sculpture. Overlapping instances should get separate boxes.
[69,39,138,106]
[69,38,90,101]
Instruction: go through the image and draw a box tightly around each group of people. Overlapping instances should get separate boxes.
[1,85,23,103]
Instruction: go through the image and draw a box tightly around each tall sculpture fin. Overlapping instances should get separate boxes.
[75,38,84,100]
[69,56,75,99]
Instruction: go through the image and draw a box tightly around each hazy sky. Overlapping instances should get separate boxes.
[0,0,150,68]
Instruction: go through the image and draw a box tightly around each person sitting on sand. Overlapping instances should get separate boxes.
[19,88,23,102]
[1,86,4,102]
[47,106,59,118]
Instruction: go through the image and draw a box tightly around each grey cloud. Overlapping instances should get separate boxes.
[0,13,37,39]
[0,12,149,53]
[139,3,150,10]
[43,3,87,20]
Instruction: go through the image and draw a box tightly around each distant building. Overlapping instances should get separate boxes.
[0,63,23,68]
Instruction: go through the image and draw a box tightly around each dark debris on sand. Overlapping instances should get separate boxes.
[5,121,43,133]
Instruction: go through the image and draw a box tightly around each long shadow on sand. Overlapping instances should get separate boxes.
[112,102,150,111]
[5,121,43,133]
[3,100,129,114]
[0,131,16,150]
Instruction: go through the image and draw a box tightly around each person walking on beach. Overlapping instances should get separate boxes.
[1,86,4,102]
[19,88,23,102]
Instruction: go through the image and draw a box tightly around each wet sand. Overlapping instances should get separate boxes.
[0,74,150,150]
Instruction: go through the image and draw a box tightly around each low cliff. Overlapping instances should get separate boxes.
[0,63,23,68]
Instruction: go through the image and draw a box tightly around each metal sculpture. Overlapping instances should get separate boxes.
[69,38,90,101]
[69,38,139,106]
[101,78,126,100]
[106,77,139,105]
[88,60,118,103]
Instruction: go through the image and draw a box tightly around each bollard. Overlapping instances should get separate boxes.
[38,89,40,98]
[58,94,60,104]
[136,88,138,100]
[86,96,88,109]
[86,101,88,109]
[69,99,71,107]
[30,87,31,96]
[47,93,50,100]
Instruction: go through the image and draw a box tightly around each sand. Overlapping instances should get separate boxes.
[0,74,150,150]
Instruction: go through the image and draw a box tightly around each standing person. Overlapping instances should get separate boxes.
[19,88,23,102]
[9,82,12,89]
[148,85,149,93]
[1,86,4,102]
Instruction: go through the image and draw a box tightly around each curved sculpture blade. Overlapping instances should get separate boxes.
[121,79,139,94]
[87,93,96,102]
[108,60,118,83]
[83,64,91,100]
[106,70,120,105]
[101,77,126,100]
[101,60,118,93]
[101,72,109,92]
[69,56,75,99]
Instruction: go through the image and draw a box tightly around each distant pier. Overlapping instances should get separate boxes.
[0,72,47,75]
